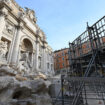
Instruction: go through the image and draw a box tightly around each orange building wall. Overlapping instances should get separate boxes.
[54,48,69,71]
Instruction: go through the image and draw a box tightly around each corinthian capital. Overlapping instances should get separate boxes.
[16,22,24,30]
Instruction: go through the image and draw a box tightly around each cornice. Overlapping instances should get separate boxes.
[0,2,12,11]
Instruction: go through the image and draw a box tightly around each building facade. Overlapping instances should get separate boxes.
[0,0,54,76]
[54,48,69,74]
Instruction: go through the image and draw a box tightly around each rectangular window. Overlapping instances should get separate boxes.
[51,64,53,70]
[51,57,53,62]
[38,57,41,69]
[47,63,49,69]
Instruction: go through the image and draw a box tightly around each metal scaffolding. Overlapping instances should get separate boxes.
[53,15,105,105]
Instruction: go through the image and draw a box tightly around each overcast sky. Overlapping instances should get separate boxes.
[16,0,105,51]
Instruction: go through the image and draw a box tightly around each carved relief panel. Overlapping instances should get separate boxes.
[5,22,15,35]
[3,21,15,38]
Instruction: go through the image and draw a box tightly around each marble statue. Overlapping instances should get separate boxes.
[18,7,25,19]
[0,41,8,61]
[18,51,32,74]
[25,7,37,23]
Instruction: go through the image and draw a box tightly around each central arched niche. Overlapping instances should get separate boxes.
[21,39,33,52]
[19,38,33,72]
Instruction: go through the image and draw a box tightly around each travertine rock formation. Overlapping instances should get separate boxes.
[0,66,52,105]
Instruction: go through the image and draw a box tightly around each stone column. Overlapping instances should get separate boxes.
[10,23,23,65]
[32,49,35,72]
[52,54,55,75]
[44,51,47,73]
[0,8,8,40]
[16,46,21,65]
[7,26,18,63]
[50,54,54,75]
[42,45,46,74]
[42,47,44,72]
[31,52,34,67]
[34,39,39,72]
